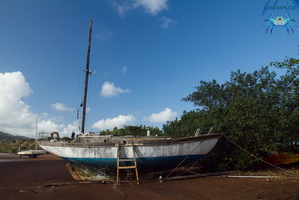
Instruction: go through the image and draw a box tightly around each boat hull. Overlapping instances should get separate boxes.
[65,154,206,171]
[39,134,221,180]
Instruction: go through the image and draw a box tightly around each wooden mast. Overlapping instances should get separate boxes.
[81,19,92,134]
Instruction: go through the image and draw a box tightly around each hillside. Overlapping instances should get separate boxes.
[0,131,36,153]
[0,131,30,141]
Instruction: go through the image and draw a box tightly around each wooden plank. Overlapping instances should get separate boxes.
[116,143,120,185]
[132,141,139,184]
[118,166,136,169]
[119,159,135,162]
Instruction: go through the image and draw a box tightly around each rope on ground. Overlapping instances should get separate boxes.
[112,182,127,198]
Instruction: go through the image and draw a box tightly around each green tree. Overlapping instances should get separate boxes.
[163,110,209,137]
[99,125,163,136]
[178,58,299,170]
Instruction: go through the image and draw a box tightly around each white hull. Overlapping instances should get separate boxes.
[40,136,218,159]
[39,134,221,174]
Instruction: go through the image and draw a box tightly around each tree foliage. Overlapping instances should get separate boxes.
[168,58,299,170]
[0,139,37,153]
[99,125,162,136]
[163,110,210,137]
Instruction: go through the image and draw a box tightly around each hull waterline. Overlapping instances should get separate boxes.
[39,133,221,180]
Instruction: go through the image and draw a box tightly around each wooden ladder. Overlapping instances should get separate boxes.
[116,142,139,185]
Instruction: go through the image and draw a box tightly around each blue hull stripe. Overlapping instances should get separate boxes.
[62,154,206,171]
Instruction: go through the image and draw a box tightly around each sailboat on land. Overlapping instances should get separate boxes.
[39,19,221,181]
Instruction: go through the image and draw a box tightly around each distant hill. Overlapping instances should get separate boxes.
[0,131,30,141]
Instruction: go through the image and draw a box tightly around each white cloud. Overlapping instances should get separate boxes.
[112,1,128,17]
[133,0,168,15]
[0,71,77,138]
[62,123,79,136]
[37,120,65,134]
[37,120,79,138]
[0,71,36,137]
[101,81,129,97]
[112,0,168,16]
[92,114,136,130]
[51,102,73,112]
[143,108,177,123]
[159,16,177,28]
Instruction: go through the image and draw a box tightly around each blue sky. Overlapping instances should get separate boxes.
[0,0,299,138]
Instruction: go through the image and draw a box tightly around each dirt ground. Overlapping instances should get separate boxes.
[0,154,298,200]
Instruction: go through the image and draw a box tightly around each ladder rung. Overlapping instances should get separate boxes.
[119,159,135,162]
[118,166,136,169]
[116,141,139,185]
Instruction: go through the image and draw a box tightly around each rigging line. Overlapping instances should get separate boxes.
[166,140,204,178]
[181,160,201,176]
[222,134,288,172]
[76,68,84,131]
[76,69,83,110]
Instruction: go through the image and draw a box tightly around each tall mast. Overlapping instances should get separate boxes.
[81,18,92,134]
